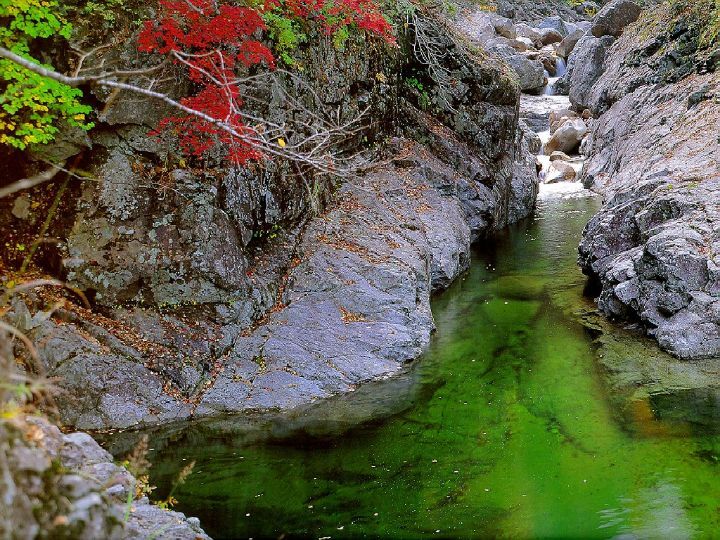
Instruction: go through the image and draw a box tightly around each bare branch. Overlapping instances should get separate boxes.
[0,46,369,178]
[0,162,65,198]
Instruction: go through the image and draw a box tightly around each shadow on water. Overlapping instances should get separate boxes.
[105,194,720,540]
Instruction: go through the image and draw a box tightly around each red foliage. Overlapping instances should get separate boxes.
[139,0,394,165]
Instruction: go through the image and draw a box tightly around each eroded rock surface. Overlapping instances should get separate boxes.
[0,417,207,539]
[5,12,537,430]
[577,3,720,359]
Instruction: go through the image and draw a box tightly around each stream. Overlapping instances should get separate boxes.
[116,88,720,539]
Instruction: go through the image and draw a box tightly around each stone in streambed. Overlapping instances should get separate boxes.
[549,109,579,134]
[489,44,546,92]
[556,28,585,59]
[544,160,578,183]
[516,23,542,45]
[549,151,573,162]
[539,28,564,46]
[544,118,588,154]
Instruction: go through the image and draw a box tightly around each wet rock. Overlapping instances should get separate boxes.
[591,0,642,38]
[544,160,577,183]
[544,118,588,154]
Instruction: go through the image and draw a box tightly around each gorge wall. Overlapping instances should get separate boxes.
[3,10,538,431]
[568,0,720,359]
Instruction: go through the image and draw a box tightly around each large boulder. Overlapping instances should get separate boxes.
[493,15,517,39]
[489,45,547,92]
[591,0,642,38]
[556,27,585,58]
[544,160,577,183]
[549,108,579,133]
[516,23,542,44]
[544,118,588,154]
[538,16,573,37]
[539,27,564,45]
[564,34,616,109]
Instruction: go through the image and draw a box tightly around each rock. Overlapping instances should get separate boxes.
[22,9,539,432]
[544,118,588,154]
[549,108,579,133]
[516,23,542,44]
[493,0,585,23]
[514,37,535,51]
[591,0,642,38]
[566,34,616,109]
[525,50,559,75]
[538,16,571,37]
[0,417,210,539]
[11,195,31,219]
[577,7,720,359]
[493,16,517,39]
[27,124,92,163]
[544,160,578,183]
[556,28,585,58]
[539,28,564,45]
[576,1,601,16]
[489,45,547,92]
[549,151,573,161]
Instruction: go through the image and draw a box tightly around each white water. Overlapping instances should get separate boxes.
[522,55,594,200]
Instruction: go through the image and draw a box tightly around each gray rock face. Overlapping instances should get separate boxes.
[487,44,547,92]
[591,0,641,38]
[564,34,616,109]
[579,177,720,359]
[199,125,539,414]
[577,6,720,360]
[0,416,209,539]
[13,11,537,431]
[556,28,585,58]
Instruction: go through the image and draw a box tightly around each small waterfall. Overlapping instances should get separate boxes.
[544,57,567,96]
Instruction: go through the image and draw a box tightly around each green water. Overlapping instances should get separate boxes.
[145,195,720,539]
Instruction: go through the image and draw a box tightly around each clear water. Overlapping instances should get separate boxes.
[144,195,720,539]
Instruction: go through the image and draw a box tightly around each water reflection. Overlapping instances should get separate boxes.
[104,194,720,539]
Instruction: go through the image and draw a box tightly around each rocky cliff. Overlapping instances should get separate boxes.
[2,9,538,431]
[570,0,720,359]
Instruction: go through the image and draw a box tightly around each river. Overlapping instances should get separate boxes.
[135,185,720,538]
[107,82,720,539]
